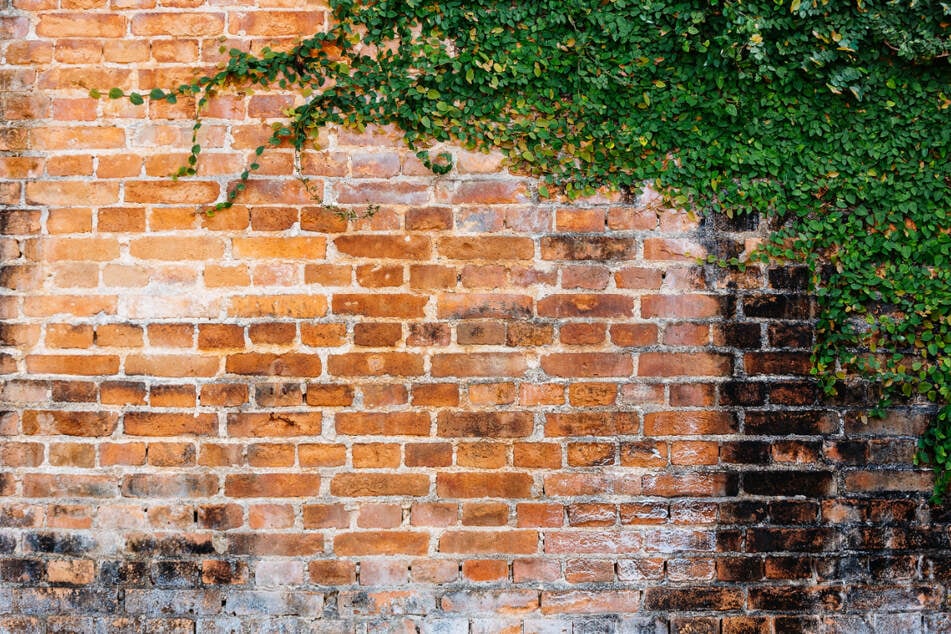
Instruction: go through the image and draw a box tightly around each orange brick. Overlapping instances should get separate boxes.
[229,295,327,318]
[124,412,217,436]
[130,236,224,260]
[232,237,326,259]
[45,323,94,349]
[229,10,325,36]
[26,354,119,376]
[132,12,225,36]
[37,13,126,37]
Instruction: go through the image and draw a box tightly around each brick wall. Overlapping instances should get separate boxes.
[2,1,949,632]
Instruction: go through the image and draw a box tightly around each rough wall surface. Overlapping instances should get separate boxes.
[1,1,949,632]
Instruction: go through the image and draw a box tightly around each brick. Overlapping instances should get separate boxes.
[331,473,429,496]
[643,411,737,436]
[334,234,430,259]
[437,473,532,498]
[352,442,400,468]
[335,412,429,436]
[405,443,453,467]
[327,352,423,376]
[541,236,637,260]
[124,412,217,436]
[227,412,323,437]
[332,293,427,318]
[300,323,347,346]
[457,442,507,468]
[637,352,732,376]
[641,295,724,318]
[356,264,403,287]
[463,559,508,582]
[432,353,528,377]
[538,294,633,318]
[334,532,429,556]
[541,353,633,378]
[125,181,220,204]
[229,295,327,318]
[130,237,224,261]
[440,531,537,554]
[436,411,532,438]
[437,236,533,260]
[545,412,637,436]
[309,560,356,585]
[26,355,119,376]
[226,352,321,376]
[122,474,218,498]
[132,12,224,35]
[232,237,326,259]
[225,474,321,498]
[541,590,639,614]
[230,10,325,35]
[126,355,218,377]
[437,293,533,319]
[22,410,117,436]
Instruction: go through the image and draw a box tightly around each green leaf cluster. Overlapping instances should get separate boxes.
[95,0,951,499]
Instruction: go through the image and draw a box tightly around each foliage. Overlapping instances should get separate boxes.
[97,0,951,499]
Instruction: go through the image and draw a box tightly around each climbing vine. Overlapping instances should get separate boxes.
[96,0,951,499]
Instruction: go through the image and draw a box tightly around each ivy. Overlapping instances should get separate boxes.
[97,0,951,500]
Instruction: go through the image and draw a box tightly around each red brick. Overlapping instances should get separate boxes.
[437,473,533,498]
[334,531,429,556]
[298,444,346,467]
[226,352,321,376]
[638,352,732,376]
[229,295,327,318]
[333,412,428,436]
[132,12,224,36]
[232,237,326,259]
[541,353,633,378]
[642,294,723,318]
[225,474,320,498]
[331,473,430,496]
[26,355,119,376]
[227,412,322,437]
[229,10,325,36]
[404,442,452,467]
[124,412,217,437]
[332,293,427,318]
[352,442,401,468]
[437,236,533,260]
[334,234,430,259]
[541,590,640,614]
[538,294,633,318]
[327,352,423,376]
[644,411,737,436]
[437,293,533,319]
[437,411,532,438]
[441,531,538,554]
[432,353,527,377]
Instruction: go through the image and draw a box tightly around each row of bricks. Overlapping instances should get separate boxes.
[0,516,951,560]
[7,11,330,39]
[5,469,916,499]
[0,201,699,233]
[0,321,802,353]
[8,408,835,438]
[0,615,939,634]
[2,265,706,296]
[3,234,715,264]
[0,523,933,557]
[0,581,942,614]
[0,554,940,587]
[6,351,809,379]
[5,437,880,470]
[0,498,927,532]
